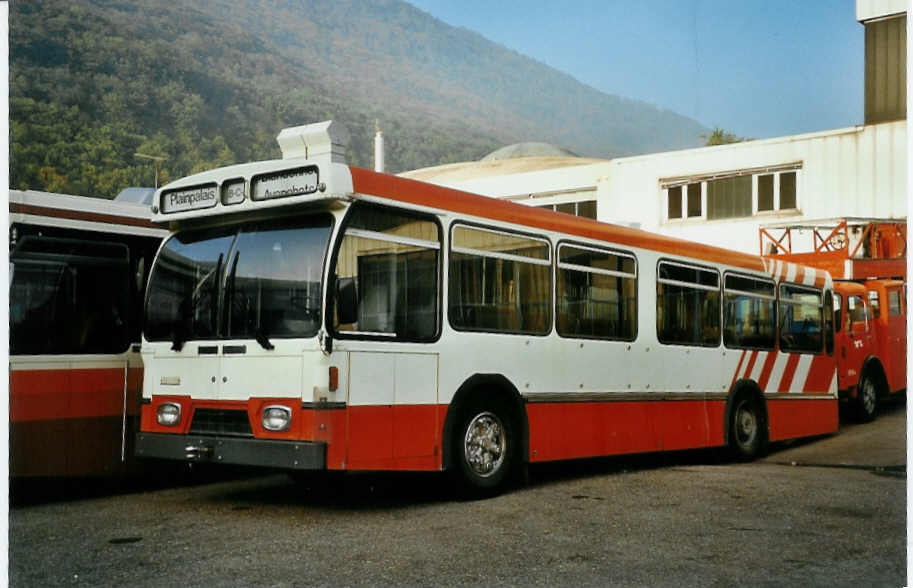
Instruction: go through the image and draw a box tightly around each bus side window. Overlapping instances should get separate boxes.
[656,261,720,347]
[556,243,636,340]
[449,225,551,335]
[332,203,441,341]
[779,283,824,353]
[10,236,130,355]
[722,273,776,350]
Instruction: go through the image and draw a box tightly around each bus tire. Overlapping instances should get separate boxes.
[853,373,879,423]
[453,397,516,497]
[729,393,766,460]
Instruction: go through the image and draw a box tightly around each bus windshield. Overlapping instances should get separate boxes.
[144,214,333,344]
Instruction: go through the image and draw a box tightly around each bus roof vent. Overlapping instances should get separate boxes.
[276,120,350,164]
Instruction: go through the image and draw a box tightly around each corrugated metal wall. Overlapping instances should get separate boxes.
[865,15,906,124]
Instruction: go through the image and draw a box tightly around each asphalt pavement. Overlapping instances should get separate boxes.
[8,398,907,587]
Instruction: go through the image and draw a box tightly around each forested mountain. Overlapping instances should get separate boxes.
[10,0,708,198]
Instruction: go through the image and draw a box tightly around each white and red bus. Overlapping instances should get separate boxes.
[9,189,166,477]
[136,121,838,494]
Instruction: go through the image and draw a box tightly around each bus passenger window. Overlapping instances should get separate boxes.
[449,225,551,335]
[556,244,636,340]
[656,261,720,347]
[722,274,775,350]
[778,283,824,353]
[10,236,130,355]
[333,204,440,341]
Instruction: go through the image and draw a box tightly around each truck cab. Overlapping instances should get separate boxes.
[832,280,902,421]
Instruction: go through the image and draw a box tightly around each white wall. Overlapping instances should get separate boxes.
[599,122,906,253]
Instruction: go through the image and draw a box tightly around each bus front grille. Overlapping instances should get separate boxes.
[189,409,253,438]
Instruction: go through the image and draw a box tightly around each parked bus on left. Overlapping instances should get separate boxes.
[9,189,167,477]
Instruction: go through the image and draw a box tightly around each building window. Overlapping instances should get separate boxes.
[779,172,797,209]
[668,186,682,219]
[686,183,701,217]
[757,174,774,211]
[707,175,751,220]
[538,200,597,220]
[663,164,801,222]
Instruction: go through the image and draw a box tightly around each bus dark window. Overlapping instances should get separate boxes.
[449,225,551,335]
[557,244,636,340]
[656,261,720,347]
[333,204,440,341]
[723,274,775,350]
[10,237,130,355]
[779,283,823,353]
[823,291,834,355]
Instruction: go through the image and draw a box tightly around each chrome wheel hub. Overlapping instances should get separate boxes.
[463,412,506,477]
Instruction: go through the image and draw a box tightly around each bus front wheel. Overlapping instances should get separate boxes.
[454,398,516,496]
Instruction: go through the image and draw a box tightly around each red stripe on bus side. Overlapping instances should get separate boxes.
[742,351,759,379]
[777,355,802,393]
[10,202,160,229]
[730,350,747,391]
[803,354,837,393]
[757,351,779,391]
[10,368,141,422]
[140,394,840,471]
[767,397,838,442]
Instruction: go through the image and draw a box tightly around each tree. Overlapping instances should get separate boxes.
[703,127,750,146]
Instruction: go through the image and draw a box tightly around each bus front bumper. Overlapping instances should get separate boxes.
[135,433,326,470]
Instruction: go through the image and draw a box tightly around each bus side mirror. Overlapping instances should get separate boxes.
[336,277,358,325]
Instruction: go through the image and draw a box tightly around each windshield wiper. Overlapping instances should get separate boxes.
[255,327,274,351]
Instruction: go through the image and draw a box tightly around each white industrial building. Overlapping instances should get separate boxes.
[401,1,907,255]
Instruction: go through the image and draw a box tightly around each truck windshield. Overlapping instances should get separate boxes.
[144,214,333,343]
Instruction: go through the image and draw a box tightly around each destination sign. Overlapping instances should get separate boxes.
[251,166,319,201]
[222,179,246,206]
[161,184,218,214]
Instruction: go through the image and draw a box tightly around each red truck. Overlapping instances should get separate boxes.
[761,220,906,421]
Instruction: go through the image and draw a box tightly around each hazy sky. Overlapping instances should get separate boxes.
[406,0,864,140]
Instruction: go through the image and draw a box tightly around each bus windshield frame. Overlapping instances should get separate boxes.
[144,213,334,346]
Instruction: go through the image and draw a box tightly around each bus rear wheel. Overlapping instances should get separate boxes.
[454,398,516,496]
[729,394,766,460]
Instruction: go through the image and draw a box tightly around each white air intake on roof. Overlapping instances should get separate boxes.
[276,120,350,163]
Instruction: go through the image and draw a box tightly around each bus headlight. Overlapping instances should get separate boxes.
[262,406,292,432]
[156,403,182,427]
